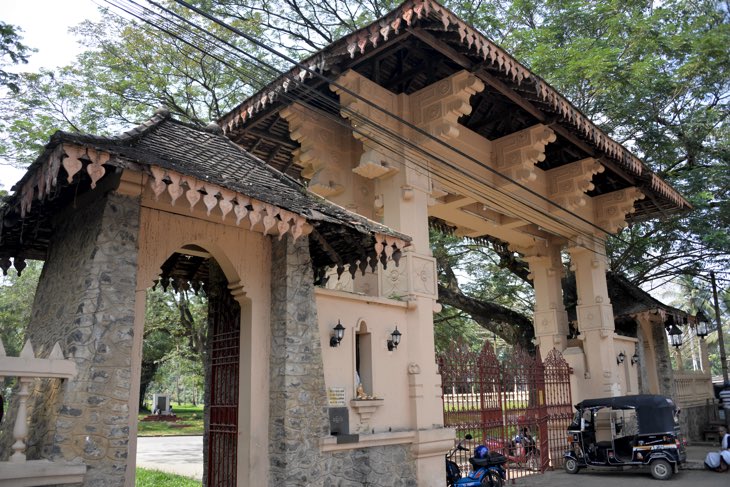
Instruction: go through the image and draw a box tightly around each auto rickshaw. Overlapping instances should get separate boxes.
[564,394,686,480]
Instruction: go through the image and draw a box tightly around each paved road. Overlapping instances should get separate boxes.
[516,467,726,487]
[137,437,727,486]
[136,436,203,481]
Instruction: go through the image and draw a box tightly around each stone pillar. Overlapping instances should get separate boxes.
[3,191,140,486]
[700,337,710,373]
[269,235,329,486]
[330,68,464,485]
[524,243,569,356]
[568,239,620,398]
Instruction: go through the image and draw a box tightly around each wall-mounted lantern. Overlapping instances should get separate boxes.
[387,326,402,351]
[616,351,625,365]
[330,320,345,347]
[668,323,683,349]
[696,311,709,339]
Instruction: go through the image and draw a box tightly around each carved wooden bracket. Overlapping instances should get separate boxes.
[331,70,401,179]
[492,124,556,185]
[409,70,484,142]
[547,158,604,211]
[593,187,645,233]
[280,103,349,196]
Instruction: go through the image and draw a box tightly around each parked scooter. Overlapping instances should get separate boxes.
[454,445,507,487]
[446,434,472,486]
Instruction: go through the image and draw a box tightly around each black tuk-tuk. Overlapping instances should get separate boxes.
[564,394,686,480]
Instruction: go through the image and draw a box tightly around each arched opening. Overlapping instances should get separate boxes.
[135,244,246,487]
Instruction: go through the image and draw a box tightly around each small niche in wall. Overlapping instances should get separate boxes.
[355,320,373,397]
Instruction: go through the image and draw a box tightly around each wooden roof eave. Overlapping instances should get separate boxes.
[217,0,690,218]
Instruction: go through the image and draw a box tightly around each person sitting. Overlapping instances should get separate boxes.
[704,451,728,472]
[704,427,730,473]
[721,426,729,451]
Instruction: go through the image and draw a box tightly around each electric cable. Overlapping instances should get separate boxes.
[102,0,615,255]
[99,0,722,289]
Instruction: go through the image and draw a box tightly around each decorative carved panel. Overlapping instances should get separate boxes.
[492,124,556,185]
[377,251,437,300]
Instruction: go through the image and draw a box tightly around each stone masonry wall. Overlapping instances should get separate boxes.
[269,234,330,485]
[324,445,416,487]
[269,235,417,486]
[0,191,140,487]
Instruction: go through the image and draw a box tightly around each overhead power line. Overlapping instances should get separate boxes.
[101,0,618,256]
[99,0,721,292]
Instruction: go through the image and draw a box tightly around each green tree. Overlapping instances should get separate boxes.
[0,260,41,411]
[0,2,266,167]
[1,0,728,356]
[0,21,32,93]
[139,287,207,410]
[0,260,41,356]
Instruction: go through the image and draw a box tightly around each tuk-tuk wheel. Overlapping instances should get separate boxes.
[564,458,580,474]
[649,459,673,480]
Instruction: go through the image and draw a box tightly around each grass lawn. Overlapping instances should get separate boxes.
[138,404,204,436]
[136,468,200,486]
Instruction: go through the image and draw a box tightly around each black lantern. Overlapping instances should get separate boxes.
[387,326,402,351]
[668,323,683,349]
[695,311,709,339]
[330,320,345,347]
[616,351,626,365]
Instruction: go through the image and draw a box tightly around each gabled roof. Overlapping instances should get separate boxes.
[218,0,689,222]
[0,109,408,277]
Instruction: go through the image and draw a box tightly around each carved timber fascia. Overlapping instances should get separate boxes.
[331,70,401,179]
[148,166,313,241]
[409,70,484,142]
[19,143,111,218]
[492,124,556,186]
[280,102,349,196]
[547,158,604,211]
[593,187,645,234]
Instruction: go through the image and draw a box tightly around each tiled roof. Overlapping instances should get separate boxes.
[1,109,409,274]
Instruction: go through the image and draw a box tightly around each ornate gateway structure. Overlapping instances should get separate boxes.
[0,1,691,486]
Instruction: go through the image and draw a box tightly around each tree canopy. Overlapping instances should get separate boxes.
[0,0,727,354]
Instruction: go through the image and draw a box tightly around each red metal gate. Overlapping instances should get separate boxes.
[438,341,573,482]
[207,286,240,487]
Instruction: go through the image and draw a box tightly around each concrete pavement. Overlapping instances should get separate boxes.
[515,443,726,487]
[136,435,203,481]
[136,437,726,485]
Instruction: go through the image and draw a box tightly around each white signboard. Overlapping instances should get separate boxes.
[327,387,346,407]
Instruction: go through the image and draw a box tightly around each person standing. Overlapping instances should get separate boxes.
[721,384,730,428]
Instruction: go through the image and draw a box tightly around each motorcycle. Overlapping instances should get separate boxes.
[507,429,540,471]
[454,445,507,487]
[446,434,472,486]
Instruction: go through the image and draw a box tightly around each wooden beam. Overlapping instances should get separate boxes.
[266,144,282,164]
[243,129,297,150]
[408,28,546,122]
[349,32,413,70]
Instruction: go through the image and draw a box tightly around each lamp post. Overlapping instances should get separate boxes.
[711,271,729,384]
